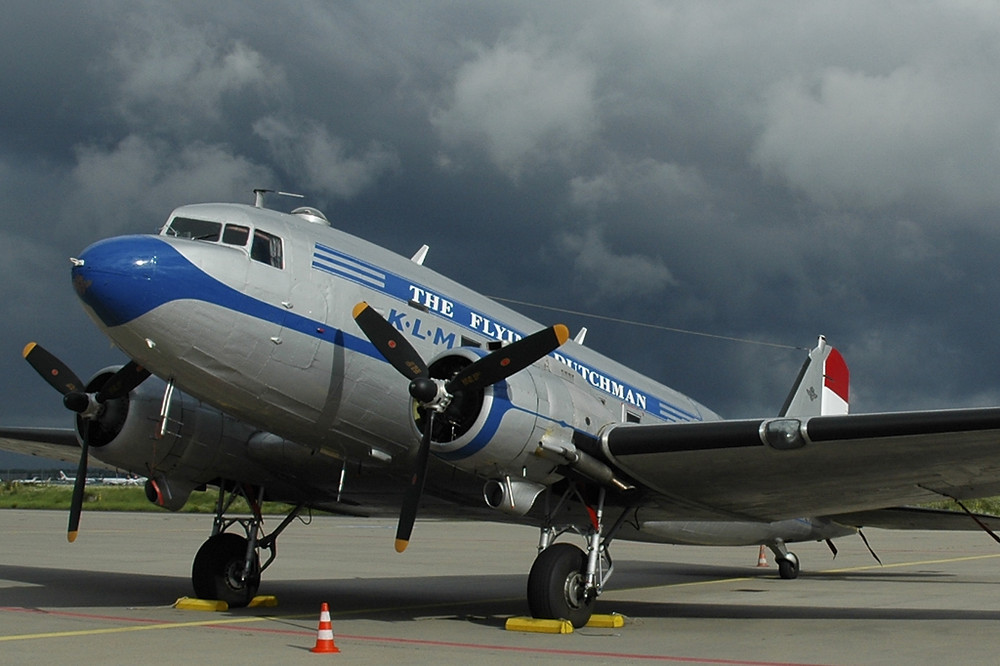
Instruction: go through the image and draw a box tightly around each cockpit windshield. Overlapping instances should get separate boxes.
[164,217,221,241]
[162,216,283,269]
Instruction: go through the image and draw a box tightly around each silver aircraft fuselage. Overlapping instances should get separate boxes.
[69,202,853,546]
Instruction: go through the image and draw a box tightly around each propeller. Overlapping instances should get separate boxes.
[352,302,569,552]
[22,342,150,542]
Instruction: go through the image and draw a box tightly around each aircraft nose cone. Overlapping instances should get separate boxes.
[72,235,163,327]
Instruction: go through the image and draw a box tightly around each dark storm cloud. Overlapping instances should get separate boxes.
[4,1,1000,470]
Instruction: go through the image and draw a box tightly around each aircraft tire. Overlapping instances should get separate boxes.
[777,553,800,580]
[191,532,260,607]
[526,542,594,628]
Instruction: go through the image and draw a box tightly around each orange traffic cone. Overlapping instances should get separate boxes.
[757,545,769,567]
[310,602,340,654]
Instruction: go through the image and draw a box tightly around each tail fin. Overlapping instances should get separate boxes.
[779,336,849,417]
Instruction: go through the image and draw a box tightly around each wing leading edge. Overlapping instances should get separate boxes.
[601,407,1000,521]
[0,427,83,466]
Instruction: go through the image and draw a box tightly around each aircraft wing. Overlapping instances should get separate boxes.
[0,427,84,466]
[602,407,1000,521]
[830,507,1000,531]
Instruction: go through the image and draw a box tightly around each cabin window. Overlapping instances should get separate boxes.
[222,224,249,246]
[164,217,221,241]
[251,229,283,269]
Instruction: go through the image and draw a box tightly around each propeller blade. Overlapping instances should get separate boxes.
[23,341,89,540]
[67,427,90,542]
[352,304,569,552]
[22,342,138,542]
[23,342,84,396]
[95,360,151,402]
[353,302,428,381]
[445,324,570,394]
[351,302,435,551]
[395,410,434,553]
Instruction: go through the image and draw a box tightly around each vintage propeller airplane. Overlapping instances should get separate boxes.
[4,189,1000,627]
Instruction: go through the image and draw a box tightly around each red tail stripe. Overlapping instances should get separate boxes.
[823,348,850,403]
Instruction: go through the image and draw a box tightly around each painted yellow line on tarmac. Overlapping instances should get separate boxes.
[820,551,1000,575]
[0,614,280,642]
[0,593,523,643]
[655,576,755,590]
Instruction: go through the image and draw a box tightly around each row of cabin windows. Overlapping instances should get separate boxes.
[164,217,283,269]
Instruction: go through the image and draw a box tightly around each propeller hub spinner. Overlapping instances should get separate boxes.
[63,391,104,419]
[63,391,91,414]
[409,377,450,409]
[408,377,437,403]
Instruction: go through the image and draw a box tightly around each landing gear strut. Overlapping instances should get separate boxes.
[527,486,629,628]
[190,483,303,606]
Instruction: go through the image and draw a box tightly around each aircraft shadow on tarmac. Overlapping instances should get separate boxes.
[0,557,738,613]
[3,558,999,624]
[0,564,529,621]
[603,559,1000,622]
[0,566,192,609]
[614,558,994,587]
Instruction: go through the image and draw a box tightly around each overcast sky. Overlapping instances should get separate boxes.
[4,1,1000,468]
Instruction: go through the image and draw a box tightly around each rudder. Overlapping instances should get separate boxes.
[779,336,849,417]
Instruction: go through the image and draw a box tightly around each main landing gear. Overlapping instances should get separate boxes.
[526,486,630,628]
[191,483,304,607]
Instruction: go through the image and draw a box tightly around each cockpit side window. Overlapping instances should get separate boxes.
[251,229,283,269]
[164,217,221,241]
[222,224,250,246]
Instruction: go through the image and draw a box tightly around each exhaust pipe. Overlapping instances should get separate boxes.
[483,477,546,516]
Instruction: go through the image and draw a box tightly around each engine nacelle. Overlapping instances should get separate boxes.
[83,369,253,482]
[81,367,334,509]
[417,348,619,485]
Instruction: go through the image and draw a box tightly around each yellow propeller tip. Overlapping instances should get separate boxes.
[553,324,570,346]
[67,531,79,543]
[352,302,369,319]
[394,538,409,553]
[22,342,37,358]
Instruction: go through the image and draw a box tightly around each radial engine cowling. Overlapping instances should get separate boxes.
[414,347,614,482]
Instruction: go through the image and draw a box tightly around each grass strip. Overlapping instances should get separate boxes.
[0,483,290,513]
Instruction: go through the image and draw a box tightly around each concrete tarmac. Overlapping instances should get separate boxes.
[3,509,1000,664]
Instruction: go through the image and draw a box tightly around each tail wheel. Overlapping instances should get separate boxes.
[526,542,594,628]
[192,532,260,607]
[777,553,800,580]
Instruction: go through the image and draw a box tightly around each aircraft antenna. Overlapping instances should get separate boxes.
[252,188,305,209]
[489,296,806,351]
